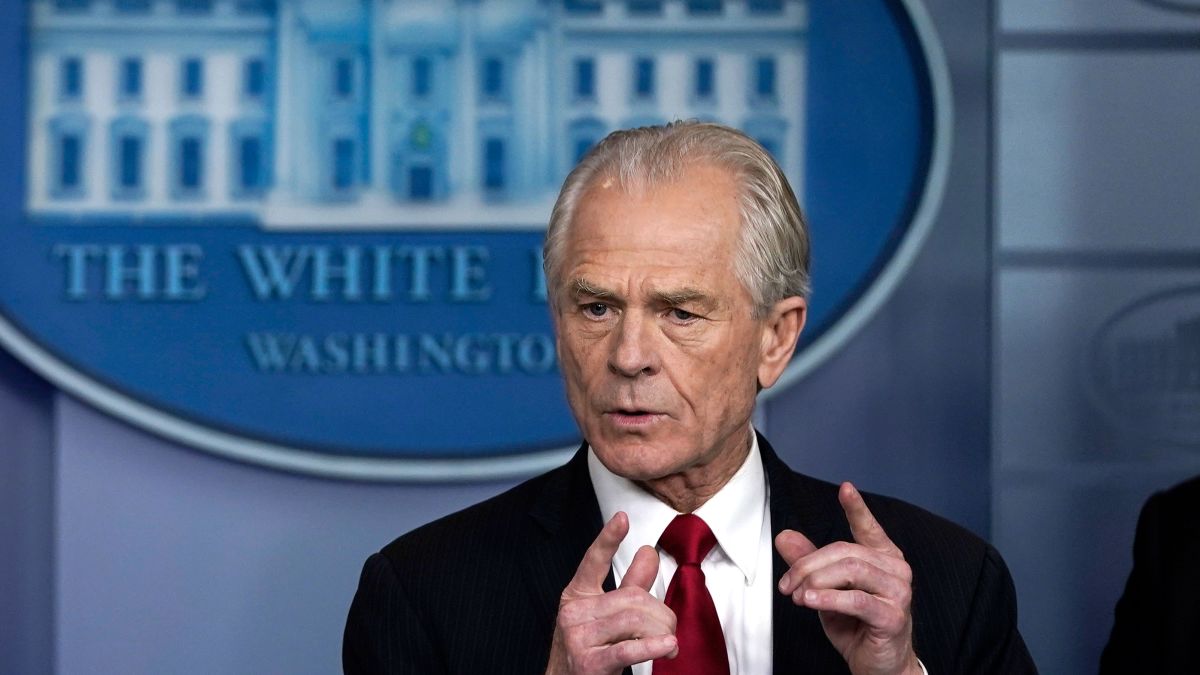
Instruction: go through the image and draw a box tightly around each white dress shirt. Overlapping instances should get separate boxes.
[588,429,931,675]
[588,429,774,674]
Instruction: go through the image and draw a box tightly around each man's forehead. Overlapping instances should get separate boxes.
[555,163,746,297]
[569,275,713,298]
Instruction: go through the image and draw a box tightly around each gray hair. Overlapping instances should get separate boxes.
[543,120,811,319]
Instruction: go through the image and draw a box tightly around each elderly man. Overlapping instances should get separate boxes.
[344,122,1035,674]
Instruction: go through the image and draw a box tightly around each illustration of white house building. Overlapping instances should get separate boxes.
[1102,314,1200,438]
[26,0,806,228]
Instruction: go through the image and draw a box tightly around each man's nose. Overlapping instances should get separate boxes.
[608,312,660,378]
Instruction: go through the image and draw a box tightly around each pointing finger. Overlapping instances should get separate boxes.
[839,483,900,557]
[620,545,660,592]
[569,512,629,594]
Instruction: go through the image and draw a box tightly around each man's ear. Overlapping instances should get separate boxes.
[757,296,807,390]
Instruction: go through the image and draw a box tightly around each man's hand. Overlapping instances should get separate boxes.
[775,482,922,675]
[545,512,679,675]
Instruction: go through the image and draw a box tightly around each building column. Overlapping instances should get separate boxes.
[271,0,298,200]
[366,0,392,203]
[454,0,480,198]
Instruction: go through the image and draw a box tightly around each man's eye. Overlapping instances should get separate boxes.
[584,303,609,318]
[670,308,697,322]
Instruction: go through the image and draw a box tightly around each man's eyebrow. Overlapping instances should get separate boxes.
[650,287,716,310]
[570,278,617,300]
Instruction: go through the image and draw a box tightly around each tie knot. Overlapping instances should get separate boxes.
[657,514,717,566]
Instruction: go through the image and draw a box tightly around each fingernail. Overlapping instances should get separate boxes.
[778,574,790,592]
[804,590,817,604]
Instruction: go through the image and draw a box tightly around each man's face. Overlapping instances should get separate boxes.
[554,164,771,483]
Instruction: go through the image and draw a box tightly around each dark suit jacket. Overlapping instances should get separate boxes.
[344,435,1035,674]
[1100,476,1200,675]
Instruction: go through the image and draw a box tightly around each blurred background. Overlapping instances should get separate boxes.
[2,0,1199,673]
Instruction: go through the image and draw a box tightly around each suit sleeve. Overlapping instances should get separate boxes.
[953,544,1038,674]
[343,552,446,675]
[1099,491,1164,674]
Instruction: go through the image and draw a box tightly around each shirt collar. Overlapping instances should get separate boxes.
[587,427,768,585]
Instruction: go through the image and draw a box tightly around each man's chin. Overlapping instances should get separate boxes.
[590,438,686,482]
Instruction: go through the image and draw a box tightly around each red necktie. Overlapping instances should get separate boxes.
[652,514,731,675]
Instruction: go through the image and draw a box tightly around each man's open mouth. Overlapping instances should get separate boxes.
[605,409,665,426]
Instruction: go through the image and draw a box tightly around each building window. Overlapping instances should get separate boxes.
[60,135,83,192]
[686,0,722,15]
[569,117,605,166]
[48,116,88,198]
[119,57,142,100]
[176,0,213,13]
[744,116,787,168]
[110,117,148,199]
[747,0,784,13]
[574,58,595,100]
[238,137,262,192]
[333,57,355,99]
[574,139,593,163]
[180,138,203,190]
[58,133,86,197]
[230,119,270,198]
[118,137,142,192]
[181,58,204,99]
[483,138,505,192]
[170,116,208,198]
[243,58,265,99]
[627,0,662,14]
[481,57,505,101]
[409,166,433,200]
[60,57,83,101]
[694,58,714,100]
[396,119,441,201]
[633,57,655,100]
[333,138,356,191]
[754,56,777,100]
[62,132,84,187]
[412,57,432,98]
[756,138,780,162]
[115,0,151,12]
[564,0,602,15]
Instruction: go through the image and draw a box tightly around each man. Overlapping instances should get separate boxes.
[1100,475,1200,674]
[344,122,1035,674]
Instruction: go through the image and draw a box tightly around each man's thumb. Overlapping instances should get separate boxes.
[619,545,660,592]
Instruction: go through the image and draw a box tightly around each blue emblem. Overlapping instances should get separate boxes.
[1087,285,1200,447]
[0,0,949,479]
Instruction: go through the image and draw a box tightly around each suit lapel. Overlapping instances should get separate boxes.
[522,443,607,626]
[523,443,630,674]
[760,433,848,672]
